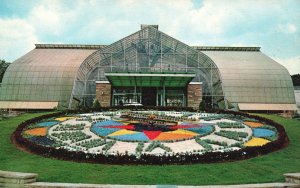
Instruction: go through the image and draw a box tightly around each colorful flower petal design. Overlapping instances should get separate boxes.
[244,137,270,146]
[91,127,119,137]
[25,127,48,136]
[91,120,213,142]
[104,125,135,130]
[244,121,264,128]
[175,122,214,135]
[107,129,138,137]
[253,128,276,137]
[38,121,59,127]
[110,132,149,141]
[170,129,199,136]
[183,126,213,135]
[143,131,161,140]
[91,120,126,137]
[94,120,123,127]
[154,132,195,141]
[55,117,76,122]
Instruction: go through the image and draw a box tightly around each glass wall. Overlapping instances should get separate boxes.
[165,89,185,107]
[112,87,142,106]
[70,26,224,108]
[0,49,95,109]
[111,86,186,107]
[201,51,296,108]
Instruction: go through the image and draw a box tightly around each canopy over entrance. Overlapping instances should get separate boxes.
[105,72,195,87]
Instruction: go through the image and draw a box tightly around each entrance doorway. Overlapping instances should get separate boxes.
[111,86,186,107]
[142,87,157,106]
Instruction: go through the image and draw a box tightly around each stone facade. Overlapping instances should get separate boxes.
[187,83,202,110]
[96,82,111,107]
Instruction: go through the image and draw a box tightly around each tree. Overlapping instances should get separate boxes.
[0,59,10,83]
[199,101,205,111]
[92,99,101,109]
[291,74,300,86]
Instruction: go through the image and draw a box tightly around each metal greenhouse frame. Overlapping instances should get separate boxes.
[69,25,225,108]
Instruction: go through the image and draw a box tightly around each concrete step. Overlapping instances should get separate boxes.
[0,170,38,187]
[285,173,300,184]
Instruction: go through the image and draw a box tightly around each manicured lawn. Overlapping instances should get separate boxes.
[0,112,299,185]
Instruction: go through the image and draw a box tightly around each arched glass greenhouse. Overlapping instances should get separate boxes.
[0,25,296,111]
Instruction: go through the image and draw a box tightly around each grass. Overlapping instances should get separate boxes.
[0,112,300,185]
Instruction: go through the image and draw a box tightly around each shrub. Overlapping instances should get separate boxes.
[217,122,244,128]
[145,141,172,153]
[203,139,228,147]
[195,137,213,150]
[92,99,101,110]
[215,130,248,141]
[102,141,116,153]
[52,131,91,142]
[78,139,107,149]
[135,142,144,157]
[53,123,85,131]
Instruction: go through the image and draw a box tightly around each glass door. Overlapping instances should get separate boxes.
[165,89,185,107]
[112,87,141,106]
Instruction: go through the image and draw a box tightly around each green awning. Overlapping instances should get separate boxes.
[105,72,195,87]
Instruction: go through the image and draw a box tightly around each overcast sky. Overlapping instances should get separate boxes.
[0,0,299,74]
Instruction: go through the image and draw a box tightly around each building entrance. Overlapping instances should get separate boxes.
[111,86,186,107]
[105,72,195,107]
[142,87,157,106]
[112,87,141,106]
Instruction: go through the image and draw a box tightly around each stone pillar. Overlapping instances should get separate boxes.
[187,82,202,110]
[96,81,111,107]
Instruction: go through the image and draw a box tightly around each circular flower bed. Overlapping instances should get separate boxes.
[13,108,289,164]
[90,112,214,142]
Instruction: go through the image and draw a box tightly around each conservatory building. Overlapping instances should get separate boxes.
[0,25,297,111]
